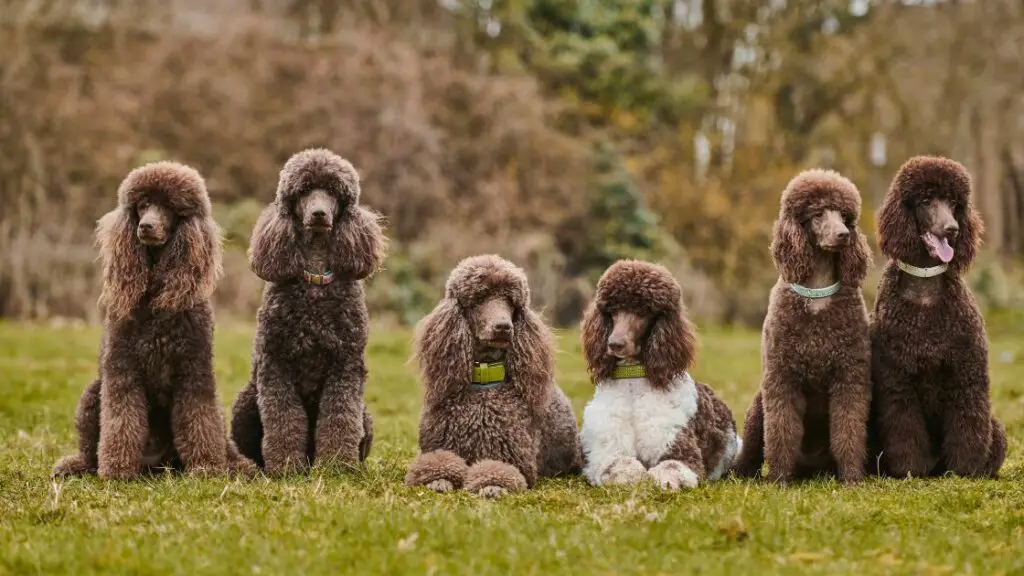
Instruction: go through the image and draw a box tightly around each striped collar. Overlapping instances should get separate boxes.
[897,260,948,278]
[609,363,646,379]
[789,281,841,299]
[471,362,506,390]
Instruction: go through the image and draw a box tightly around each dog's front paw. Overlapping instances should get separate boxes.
[647,460,699,490]
[601,456,647,486]
[427,479,455,493]
[475,485,507,499]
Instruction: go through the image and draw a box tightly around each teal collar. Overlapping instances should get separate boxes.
[897,260,948,278]
[790,281,841,299]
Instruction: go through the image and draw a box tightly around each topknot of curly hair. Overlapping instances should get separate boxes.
[444,254,530,309]
[592,260,682,315]
[277,148,360,205]
[889,155,972,205]
[117,162,211,218]
[780,169,862,219]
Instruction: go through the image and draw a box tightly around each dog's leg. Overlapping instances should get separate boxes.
[314,363,365,468]
[258,359,309,475]
[732,391,765,478]
[230,380,264,469]
[172,361,229,476]
[873,357,932,478]
[650,428,705,490]
[762,372,806,483]
[984,416,1008,478]
[941,351,994,477]
[465,460,528,498]
[829,360,870,484]
[97,373,148,480]
[404,450,469,492]
[53,379,102,477]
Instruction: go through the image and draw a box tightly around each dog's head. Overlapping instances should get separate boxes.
[413,255,553,409]
[248,148,387,283]
[580,260,696,390]
[771,169,871,286]
[97,162,222,321]
[878,156,981,274]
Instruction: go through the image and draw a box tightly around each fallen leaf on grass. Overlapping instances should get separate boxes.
[717,515,748,542]
[787,552,829,563]
[397,532,419,552]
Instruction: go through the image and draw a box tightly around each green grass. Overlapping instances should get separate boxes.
[2,322,1024,575]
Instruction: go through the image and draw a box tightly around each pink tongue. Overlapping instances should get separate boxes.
[926,233,955,263]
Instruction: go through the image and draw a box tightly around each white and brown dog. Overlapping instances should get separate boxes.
[579,260,740,489]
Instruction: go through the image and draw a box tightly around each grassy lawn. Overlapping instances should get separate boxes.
[2,321,1024,575]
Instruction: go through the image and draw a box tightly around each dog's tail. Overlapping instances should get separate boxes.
[731,391,765,478]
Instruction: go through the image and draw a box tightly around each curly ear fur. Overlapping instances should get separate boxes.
[328,206,388,280]
[643,310,697,390]
[151,213,223,313]
[414,298,474,408]
[507,308,555,412]
[770,213,814,283]
[879,155,983,275]
[248,203,302,283]
[839,226,872,287]
[580,301,616,384]
[96,207,149,321]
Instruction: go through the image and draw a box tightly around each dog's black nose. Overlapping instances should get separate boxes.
[944,223,959,237]
[494,321,512,334]
[139,222,154,233]
[836,230,849,242]
[312,209,327,219]
[608,340,625,353]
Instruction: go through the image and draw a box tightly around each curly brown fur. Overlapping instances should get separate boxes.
[229,149,386,475]
[869,156,1005,478]
[52,162,254,479]
[579,260,739,489]
[404,255,582,496]
[733,170,872,484]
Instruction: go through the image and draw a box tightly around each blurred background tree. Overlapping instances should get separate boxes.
[2,0,1023,326]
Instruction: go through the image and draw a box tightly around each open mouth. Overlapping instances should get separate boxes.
[922,232,954,263]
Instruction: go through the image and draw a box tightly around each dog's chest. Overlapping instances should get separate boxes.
[582,375,698,467]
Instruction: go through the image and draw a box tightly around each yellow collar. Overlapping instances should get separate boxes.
[610,364,646,379]
[471,362,506,389]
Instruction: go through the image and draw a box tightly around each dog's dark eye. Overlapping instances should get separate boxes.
[919,198,932,207]
[138,200,149,211]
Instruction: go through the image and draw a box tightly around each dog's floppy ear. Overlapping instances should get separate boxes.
[249,203,302,283]
[96,207,149,321]
[877,189,919,264]
[328,206,388,280]
[414,298,474,407]
[951,199,983,275]
[580,301,615,384]
[770,213,814,283]
[508,307,554,413]
[839,226,872,287]
[642,309,697,390]
[152,214,222,313]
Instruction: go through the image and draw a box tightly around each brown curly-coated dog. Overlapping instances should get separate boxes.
[230,149,386,475]
[579,260,739,490]
[868,156,1006,478]
[53,162,255,479]
[733,170,872,483]
[403,255,582,498]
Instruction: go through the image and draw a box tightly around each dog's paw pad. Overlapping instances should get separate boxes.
[427,479,454,493]
[602,457,647,486]
[647,460,698,490]
[476,485,506,499]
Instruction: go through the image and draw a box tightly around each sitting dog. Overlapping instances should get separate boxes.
[403,255,582,497]
[230,148,386,474]
[733,170,872,483]
[869,156,1006,478]
[579,260,739,490]
[53,162,254,479]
